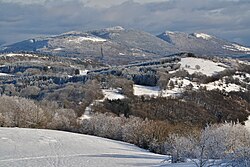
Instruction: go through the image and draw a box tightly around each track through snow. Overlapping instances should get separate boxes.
[0,128,165,167]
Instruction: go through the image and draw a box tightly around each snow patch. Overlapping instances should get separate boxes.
[54,48,63,51]
[119,53,125,56]
[245,116,250,131]
[223,44,250,52]
[102,89,125,100]
[79,70,88,76]
[69,36,106,43]
[232,44,250,52]
[106,26,125,31]
[1,53,39,58]
[194,33,212,40]
[0,73,12,76]
[165,31,175,35]
[133,84,160,97]
[133,75,245,98]
[180,57,225,76]
[204,82,244,92]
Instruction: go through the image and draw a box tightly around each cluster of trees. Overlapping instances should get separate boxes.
[165,123,250,167]
[0,53,249,166]
[94,88,249,128]
[78,112,250,167]
[79,112,191,153]
[100,75,134,97]
[0,95,77,130]
[0,82,249,167]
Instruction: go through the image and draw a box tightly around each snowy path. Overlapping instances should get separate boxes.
[0,128,165,167]
[80,89,125,120]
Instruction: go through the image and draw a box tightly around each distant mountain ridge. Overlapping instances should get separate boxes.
[1,27,250,65]
[157,31,250,56]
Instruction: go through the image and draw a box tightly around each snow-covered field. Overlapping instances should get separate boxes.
[204,81,244,92]
[102,89,125,100]
[133,84,185,97]
[133,84,160,97]
[133,75,247,98]
[0,128,166,167]
[180,57,225,76]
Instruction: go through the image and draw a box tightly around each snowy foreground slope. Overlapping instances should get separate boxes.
[0,128,166,167]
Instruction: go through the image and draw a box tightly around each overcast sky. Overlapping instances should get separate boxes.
[0,0,250,46]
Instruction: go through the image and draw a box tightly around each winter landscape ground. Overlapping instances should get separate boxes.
[1,4,250,166]
[0,52,249,166]
[0,128,166,167]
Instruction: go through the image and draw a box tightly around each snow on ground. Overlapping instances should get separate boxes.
[0,128,166,167]
[232,44,250,52]
[106,26,125,31]
[133,75,245,98]
[79,89,125,121]
[119,52,126,56]
[204,82,244,92]
[133,84,160,97]
[133,82,191,97]
[222,45,238,52]
[102,89,125,100]
[233,72,250,82]
[194,33,212,40]
[80,105,92,120]
[0,72,11,76]
[245,116,250,132]
[68,36,106,43]
[180,57,225,76]
[165,31,175,35]
[159,162,196,167]
[223,44,250,53]
[54,48,63,51]
[0,53,39,58]
[79,69,88,75]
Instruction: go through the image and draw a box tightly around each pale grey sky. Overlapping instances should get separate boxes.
[1,0,169,7]
[0,0,250,46]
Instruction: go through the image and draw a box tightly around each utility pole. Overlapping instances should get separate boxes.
[101,45,104,61]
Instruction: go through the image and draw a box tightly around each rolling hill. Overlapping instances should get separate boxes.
[1,27,250,65]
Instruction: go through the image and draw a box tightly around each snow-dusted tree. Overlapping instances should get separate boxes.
[168,80,175,90]
[195,65,201,70]
[84,79,103,103]
[80,113,125,140]
[122,116,144,145]
[48,108,77,131]
[20,86,40,98]
[0,95,46,128]
[165,123,250,167]
[91,113,124,140]
[214,123,250,166]
[157,72,170,90]
[164,134,196,163]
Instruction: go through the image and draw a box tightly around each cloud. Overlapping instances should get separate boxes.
[0,0,169,8]
[0,0,249,46]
